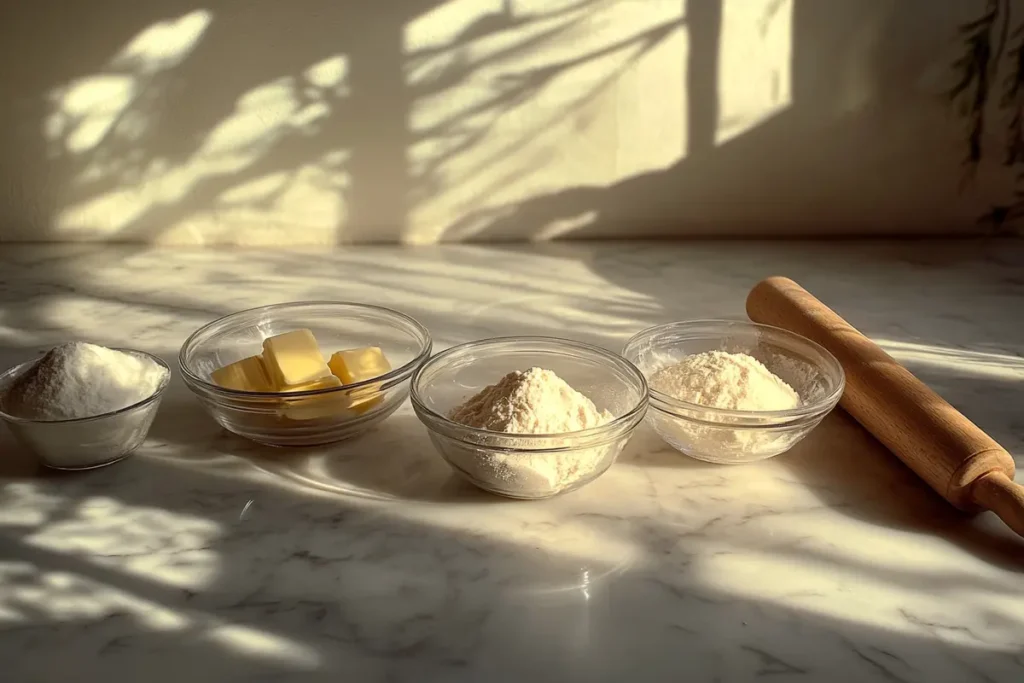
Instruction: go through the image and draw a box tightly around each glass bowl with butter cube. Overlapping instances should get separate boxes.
[179,302,432,447]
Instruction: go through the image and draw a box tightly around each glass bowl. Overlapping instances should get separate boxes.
[179,302,431,447]
[622,320,845,464]
[0,349,170,470]
[411,336,648,499]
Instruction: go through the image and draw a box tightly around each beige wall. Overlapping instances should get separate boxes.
[0,0,1017,244]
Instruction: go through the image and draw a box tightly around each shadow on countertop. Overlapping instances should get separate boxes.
[2,421,1024,682]
[2,239,1024,681]
[783,411,1024,571]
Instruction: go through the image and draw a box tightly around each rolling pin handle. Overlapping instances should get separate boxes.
[969,471,1024,538]
[747,275,1024,540]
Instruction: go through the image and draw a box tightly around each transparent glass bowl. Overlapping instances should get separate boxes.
[622,320,845,464]
[0,349,170,470]
[411,336,648,499]
[179,302,431,447]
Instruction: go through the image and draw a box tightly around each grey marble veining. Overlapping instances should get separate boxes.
[0,241,1022,683]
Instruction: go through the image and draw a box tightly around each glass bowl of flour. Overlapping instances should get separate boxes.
[623,320,845,464]
[411,337,648,499]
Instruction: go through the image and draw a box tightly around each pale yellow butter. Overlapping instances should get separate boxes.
[328,347,392,384]
[328,347,392,416]
[279,375,347,420]
[280,375,343,393]
[346,387,384,415]
[211,355,274,392]
[262,329,331,387]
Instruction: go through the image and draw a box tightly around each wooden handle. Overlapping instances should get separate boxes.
[971,471,1024,537]
[746,277,1020,527]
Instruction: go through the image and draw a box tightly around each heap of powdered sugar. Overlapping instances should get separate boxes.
[449,366,612,434]
[3,342,168,421]
[650,351,800,411]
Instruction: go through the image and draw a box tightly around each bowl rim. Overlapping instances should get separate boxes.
[0,348,171,425]
[410,334,649,444]
[622,319,846,422]
[177,301,433,399]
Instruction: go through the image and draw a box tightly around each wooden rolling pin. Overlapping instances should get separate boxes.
[747,276,1024,539]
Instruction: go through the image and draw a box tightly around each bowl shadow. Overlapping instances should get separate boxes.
[782,410,1024,569]
[225,412,508,504]
[614,422,720,470]
[0,429,58,478]
[146,386,566,504]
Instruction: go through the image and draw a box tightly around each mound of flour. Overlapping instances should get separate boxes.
[648,351,803,462]
[447,367,615,496]
[450,367,612,434]
[650,351,799,411]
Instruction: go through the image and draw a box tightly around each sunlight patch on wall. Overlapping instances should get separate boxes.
[404,0,686,243]
[54,62,349,245]
[305,56,350,92]
[43,8,348,245]
[44,10,213,156]
[46,76,137,154]
[199,80,300,164]
[715,0,793,146]
[114,10,214,73]
[404,0,506,55]
[179,164,347,246]
[532,210,598,241]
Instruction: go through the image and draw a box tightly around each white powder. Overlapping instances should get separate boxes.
[650,351,800,411]
[648,351,802,463]
[3,342,168,421]
[446,367,615,497]
[450,367,612,434]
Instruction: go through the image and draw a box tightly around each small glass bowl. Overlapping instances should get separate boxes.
[622,320,845,464]
[411,336,648,499]
[179,302,431,447]
[0,349,170,470]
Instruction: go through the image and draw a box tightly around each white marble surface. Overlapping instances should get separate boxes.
[0,241,1023,682]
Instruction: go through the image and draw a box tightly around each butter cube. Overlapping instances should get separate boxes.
[346,387,383,415]
[281,375,343,393]
[328,347,392,384]
[329,347,391,416]
[262,329,331,387]
[211,355,274,392]
[279,375,347,420]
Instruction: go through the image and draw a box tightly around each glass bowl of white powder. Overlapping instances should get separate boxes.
[411,336,648,499]
[0,345,170,470]
[622,320,845,464]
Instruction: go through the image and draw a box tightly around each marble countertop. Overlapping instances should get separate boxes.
[1,241,1023,683]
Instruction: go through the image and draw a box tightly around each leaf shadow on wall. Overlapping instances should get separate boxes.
[451,0,986,242]
[0,0,688,244]
[1,0,428,242]
[3,0,984,244]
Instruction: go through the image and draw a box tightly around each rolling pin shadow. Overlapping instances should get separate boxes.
[747,276,1024,539]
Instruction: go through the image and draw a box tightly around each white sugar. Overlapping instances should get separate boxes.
[3,342,168,421]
